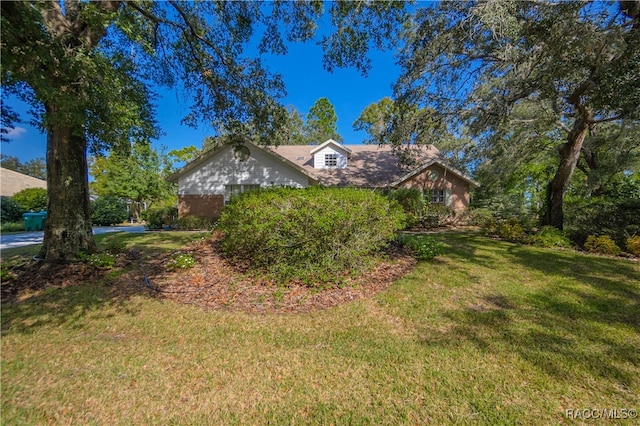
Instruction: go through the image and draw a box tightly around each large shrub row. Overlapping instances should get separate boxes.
[218,186,406,285]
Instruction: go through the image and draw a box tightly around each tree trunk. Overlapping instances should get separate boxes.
[38,112,97,261]
[542,114,591,229]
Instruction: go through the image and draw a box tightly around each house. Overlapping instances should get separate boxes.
[0,167,47,197]
[166,139,479,219]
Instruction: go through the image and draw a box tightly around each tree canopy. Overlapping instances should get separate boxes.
[0,1,407,261]
[394,0,640,228]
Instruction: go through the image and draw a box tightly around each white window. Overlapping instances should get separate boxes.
[325,153,338,167]
[224,184,260,203]
[429,189,446,204]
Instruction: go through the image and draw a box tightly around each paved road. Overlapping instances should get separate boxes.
[0,226,147,250]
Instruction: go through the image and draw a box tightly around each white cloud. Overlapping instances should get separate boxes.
[3,126,27,139]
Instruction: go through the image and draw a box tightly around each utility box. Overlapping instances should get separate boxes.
[23,211,47,231]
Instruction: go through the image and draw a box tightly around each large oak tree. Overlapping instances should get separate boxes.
[1,0,406,261]
[394,0,640,228]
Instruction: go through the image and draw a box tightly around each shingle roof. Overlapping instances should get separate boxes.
[0,167,47,197]
[269,144,442,187]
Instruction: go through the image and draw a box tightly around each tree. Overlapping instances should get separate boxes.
[305,97,343,143]
[395,0,640,229]
[90,196,128,226]
[1,1,407,261]
[0,155,47,179]
[90,143,174,222]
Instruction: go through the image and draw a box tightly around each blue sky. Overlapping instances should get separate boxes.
[1,23,400,163]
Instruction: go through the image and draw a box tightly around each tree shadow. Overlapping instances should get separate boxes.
[420,233,640,388]
[1,257,149,336]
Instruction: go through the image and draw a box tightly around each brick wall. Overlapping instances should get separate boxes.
[402,164,471,212]
[178,194,225,219]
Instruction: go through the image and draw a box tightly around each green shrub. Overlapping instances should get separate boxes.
[0,221,25,233]
[176,216,217,230]
[397,234,443,260]
[386,188,424,227]
[565,197,640,247]
[625,236,640,257]
[218,187,406,286]
[584,235,621,256]
[463,208,494,227]
[527,226,572,248]
[87,252,117,268]
[167,252,196,270]
[497,220,527,243]
[12,188,47,212]
[420,203,457,228]
[90,196,128,226]
[143,206,178,230]
[1,196,25,223]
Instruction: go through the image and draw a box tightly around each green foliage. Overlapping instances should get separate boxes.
[218,187,406,286]
[143,206,178,230]
[0,155,47,179]
[90,196,128,226]
[584,235,621,256]
[176,216,217,231]
[167,252,196,271]
[305,97,342,143]
[385,188,457,229]
[87,252,117,269]
[90,143,175,220]
[626,236,640,257]
[482,218,527,243]
[396,234,443,260]
[0,221,25,233]
[527,226,572,249]
[1,196,25,223]
[12,188,47,212]
[565,196,640,247]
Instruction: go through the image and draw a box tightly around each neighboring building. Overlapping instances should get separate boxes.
[167,139,479,219]
[0,167,47,197]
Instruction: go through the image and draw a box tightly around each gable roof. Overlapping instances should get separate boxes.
[166,140,319,184]
[0,167,47,197]
[309,139,352,156]
[390,159,480,189]
[270,143,447,187]
[167,139,479,189]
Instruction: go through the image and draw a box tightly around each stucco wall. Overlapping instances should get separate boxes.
[401,164,471,212]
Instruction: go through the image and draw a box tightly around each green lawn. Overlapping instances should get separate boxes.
[2,231,638,425]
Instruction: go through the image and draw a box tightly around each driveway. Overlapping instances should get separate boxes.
[0,226,147,250]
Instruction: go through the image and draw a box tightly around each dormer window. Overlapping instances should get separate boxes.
[325,153,338,167]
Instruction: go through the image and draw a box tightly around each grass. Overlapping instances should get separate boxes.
[2,231,639,425]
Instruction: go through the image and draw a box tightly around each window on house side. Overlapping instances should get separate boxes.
[430,189,446,204]
[224,184,260,204]
[325,153,338,167]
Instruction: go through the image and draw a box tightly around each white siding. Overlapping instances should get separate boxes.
[178,145,309,195]
[313,146,348,169]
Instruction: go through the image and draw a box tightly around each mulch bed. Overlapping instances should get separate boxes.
[2,236,416,314]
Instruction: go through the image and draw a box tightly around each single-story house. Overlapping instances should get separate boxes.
[167,139,479,219]
[0,167,47,197]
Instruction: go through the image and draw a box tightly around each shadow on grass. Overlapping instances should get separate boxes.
[1,278,143,336]
[0,232,210,337]
[423,232,640,387]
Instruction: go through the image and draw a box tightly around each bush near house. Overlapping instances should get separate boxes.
[143,206,178,230]
[12,188,47,212]
[1,196,25,223]
[90,196,128,226]
[218,187,406,286]
[385,188,457,228]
